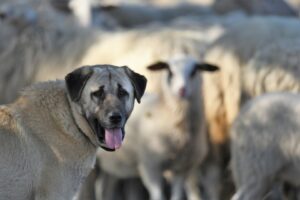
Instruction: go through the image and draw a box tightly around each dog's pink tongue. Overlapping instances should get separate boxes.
[105,128,123,149]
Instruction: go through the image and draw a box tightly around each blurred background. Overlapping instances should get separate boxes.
[1,0,300,199]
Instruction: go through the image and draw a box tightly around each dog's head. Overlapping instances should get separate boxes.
[65,65,147,151]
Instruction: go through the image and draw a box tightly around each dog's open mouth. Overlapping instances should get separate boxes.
[90,118,125,151]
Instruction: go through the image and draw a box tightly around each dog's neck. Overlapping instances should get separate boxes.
[14,81,97,163]
[67,95,100,148]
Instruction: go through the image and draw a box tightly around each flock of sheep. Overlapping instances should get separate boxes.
[2,0,300,199]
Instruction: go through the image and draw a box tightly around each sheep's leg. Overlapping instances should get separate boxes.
[199,161,220,200]
[296,188,300,200]
[123,178,149,200]
[95,172,120,200]
[231,178,272,200]
[138,164,165,200]
[184,172,202,200]
[170,176,185,200]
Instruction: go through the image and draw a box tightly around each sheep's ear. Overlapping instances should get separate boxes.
[65,66,93,102]
[123,66,147,103]
[99,5,118,11]
[195,63,219,72]
[147,61,169,71]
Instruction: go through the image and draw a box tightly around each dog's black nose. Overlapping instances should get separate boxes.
[109,112,122,124]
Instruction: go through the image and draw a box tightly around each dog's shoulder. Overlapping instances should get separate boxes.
[20,80,65,101]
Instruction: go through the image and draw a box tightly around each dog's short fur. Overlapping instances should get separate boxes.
[0,64,146,200]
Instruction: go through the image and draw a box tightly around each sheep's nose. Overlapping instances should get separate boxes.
[108,112,122,124]
[178,87,186,98]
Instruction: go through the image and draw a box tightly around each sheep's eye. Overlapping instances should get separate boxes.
[118,87,128,98]
[91,86,105,100]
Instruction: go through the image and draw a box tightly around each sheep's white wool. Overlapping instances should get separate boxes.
[203,16,300,145]
[231,92,300,199]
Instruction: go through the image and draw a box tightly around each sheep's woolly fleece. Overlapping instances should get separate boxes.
[203,16,300,144]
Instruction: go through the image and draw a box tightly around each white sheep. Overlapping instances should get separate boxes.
[0,1,99,103]
[61,0,120,29]
[203,16,300,147]
[230,92,300,200]
[92,3,212,28]
[202,16,300,199]
[68,0,92,27]
[104,0,215,6]
[243,38,300,97]
[0,2,238,104]
[96,56,219,200]
[80,12,247,93]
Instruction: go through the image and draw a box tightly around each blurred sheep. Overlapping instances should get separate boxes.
[202,17,300,199]
[92,3,212,28]
[213,0,297,16]
[94,0,215,6]
[230,92,300,200]
[204,16,300,147]
[81,13,247,92]
[0,1,245,104]
[96,56,219,200]
[51,0,120,29]
[0,2,37,28]
[68,0,92,27]
[80,26,216,93]
[0,2,96,103]
[244,39,300,97]
[286,0,300,15]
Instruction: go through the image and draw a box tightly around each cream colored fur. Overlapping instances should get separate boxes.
[0,81,96,200]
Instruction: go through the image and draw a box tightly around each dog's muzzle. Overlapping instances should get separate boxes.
[87,116,125,151]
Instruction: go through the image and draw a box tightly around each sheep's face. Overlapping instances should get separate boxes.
[147,57,219,99]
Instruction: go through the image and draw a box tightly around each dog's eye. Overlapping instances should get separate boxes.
[118,88,128,98]
[91,87,105,100]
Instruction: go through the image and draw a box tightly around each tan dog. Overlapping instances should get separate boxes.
[0,64,147,200]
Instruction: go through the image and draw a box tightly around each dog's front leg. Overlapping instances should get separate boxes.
[138,163,165,200]
[34,168,71,200]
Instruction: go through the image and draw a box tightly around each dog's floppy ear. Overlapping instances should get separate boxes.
[195,63,219,72]
[65,66,93,102]
[123,66,147,103]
